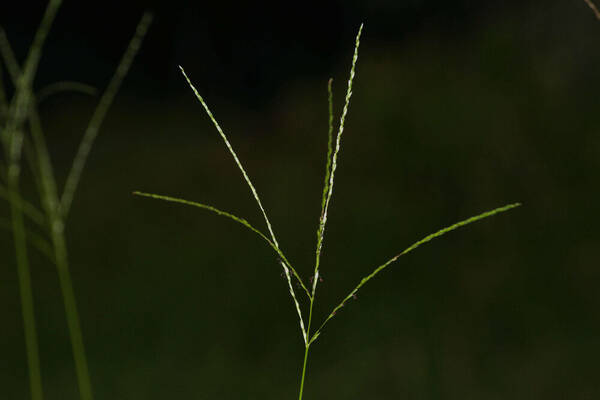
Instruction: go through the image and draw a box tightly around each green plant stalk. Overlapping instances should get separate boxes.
[7,177,43,400]
[1,3,62,399]
[297,342,311,400]
[31,111,94,400]
[34,13,151,400]
[1,27,94,400]
[0,182,46,226]
[1,10,150,400]
[52,225,94,400]
[0,217,53,261]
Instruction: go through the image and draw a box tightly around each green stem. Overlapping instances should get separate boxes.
[50,222,93,400]
[28,107,94,400]
[8,173,44,400]
[298,286,317,399]
[298,343,310,400]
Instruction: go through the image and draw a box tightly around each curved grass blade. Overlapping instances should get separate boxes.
[584,0,600,20]
[0,217,53,262]
[37,81,97,104]
[0,182,45,227]
[1,12,151,400]
[179,66,308,344]
[0,4,63,400]
[2,0,62,158]
[60,12,153,217]
[0,26,57,219]
[310,202,521,344]
[133,191,311,298]
[0,27,25,85]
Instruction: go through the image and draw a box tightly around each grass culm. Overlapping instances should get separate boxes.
[0,3,152,400]
[135,24,521,398]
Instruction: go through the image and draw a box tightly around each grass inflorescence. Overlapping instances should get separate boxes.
[0,4,151,400]
[135,23,521,398]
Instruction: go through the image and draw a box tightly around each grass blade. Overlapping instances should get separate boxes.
[8,191,44,400]
[310,202,521,343]
[0,217,53,262]
[0,182,46,227]
[2,0,62,159]
[133,191,311,298]
[1,4,63,400]
[0,27,25,86]
[60,12,153,217]
[584,0,600,19]
[0,62,7,118]
[1,12,151,400]
[179,66,309,343]
[36,81,97,104]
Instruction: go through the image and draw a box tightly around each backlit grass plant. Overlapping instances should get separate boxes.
[135,24,521,399]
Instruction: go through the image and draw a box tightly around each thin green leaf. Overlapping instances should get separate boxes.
[310,202,521,344]
[0,27,61,224]
[133,191,311,299]
[2,0,61,164]
[0,182,46,227]
[0,217,53,262]
[0,27,22,85]
[0,62,7,117]
[60,12,153,217]
[37,81,97,103]
[0,4,63,400]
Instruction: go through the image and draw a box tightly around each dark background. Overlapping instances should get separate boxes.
[1,0,600,398]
